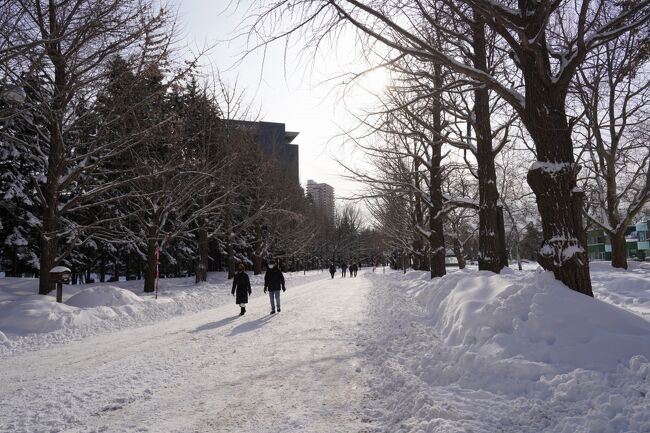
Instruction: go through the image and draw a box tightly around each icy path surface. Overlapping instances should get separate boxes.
[0,273,372,433]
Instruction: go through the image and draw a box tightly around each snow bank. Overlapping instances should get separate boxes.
[65,285,143,308]
[590,261,650,319]
[414,269,650,373]
[0,296,103,334]
[361,268,650,433]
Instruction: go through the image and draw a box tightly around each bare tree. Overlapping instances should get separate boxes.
[495,137,538,270]
[574,25,650,269]
[0,0,179,294]
[248,0,650,295]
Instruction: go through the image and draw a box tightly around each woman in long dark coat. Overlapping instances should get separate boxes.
[232,263,252,315]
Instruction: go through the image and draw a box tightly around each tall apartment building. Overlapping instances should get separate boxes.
[306,179,335,222]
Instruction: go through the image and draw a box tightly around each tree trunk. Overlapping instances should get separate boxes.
[610,231,628,270]
[429,62,446,279]
[452,238,466,270]
[99,254,106,282]
[39,3,67,295]
[515,12,593,296]
[143,239,157,292]
[472,10,501,273]
[605,169,627,269]
[38,109,64,294]
[195,224,208,283]
[253,224,263,275]
[524,95,593,296]
[227,239,235,280]
[39,179,59,294]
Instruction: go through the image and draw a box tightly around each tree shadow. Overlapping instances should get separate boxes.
[229,314,275,336]
[191,315,239,333]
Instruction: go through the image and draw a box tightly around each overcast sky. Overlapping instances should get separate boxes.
[174,0,386,203]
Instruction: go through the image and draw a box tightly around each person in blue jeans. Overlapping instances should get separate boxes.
[264,259,285,314]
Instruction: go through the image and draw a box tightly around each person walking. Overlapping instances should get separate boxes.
[264,259,285,314]
[341,261,348,278]
[231,263,252,316]
[328,263,336,279]
[350,263,358,277]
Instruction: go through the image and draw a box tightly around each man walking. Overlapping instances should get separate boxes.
[264,259,285,314]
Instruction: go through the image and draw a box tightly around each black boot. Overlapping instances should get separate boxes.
[239,306,245,316]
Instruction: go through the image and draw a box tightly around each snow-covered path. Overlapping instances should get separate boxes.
[0,273,372,433]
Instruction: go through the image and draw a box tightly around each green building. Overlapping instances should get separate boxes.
[587,216,650,261]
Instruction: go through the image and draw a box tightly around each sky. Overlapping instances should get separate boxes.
[174,0,387,203]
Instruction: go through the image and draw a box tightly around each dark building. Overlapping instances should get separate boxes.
[231,120,300,182]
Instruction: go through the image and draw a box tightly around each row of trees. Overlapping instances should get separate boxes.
[0,0,329,294]
[0,0,396,294]
[248,0,650,296]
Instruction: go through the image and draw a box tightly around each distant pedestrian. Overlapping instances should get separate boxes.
[264,259,286,314]
[341,262,348,278]
[350,263,358,277]
[231,263,252,316]
[328,263,336,279]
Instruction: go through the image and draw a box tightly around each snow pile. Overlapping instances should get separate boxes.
[65,285,143,308]
[361,268,650,433]
[0,296,105,334]
[414,269,650,373]
[590,261,650,319]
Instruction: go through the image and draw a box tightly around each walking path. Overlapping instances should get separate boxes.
[0,273,373,433]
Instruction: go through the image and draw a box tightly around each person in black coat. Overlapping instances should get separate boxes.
[231,263,252,315]
[341,261,348,278]
[264,259,285,314]
[350,263,358,277]
[328,263,336,279]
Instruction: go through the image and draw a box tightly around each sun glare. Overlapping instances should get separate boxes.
[361,68,389,95]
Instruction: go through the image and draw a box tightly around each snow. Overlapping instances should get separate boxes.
[0,271,369,433]
[359,267,650,433]
[590,261,650,319]
[50,265,71,273]
[529,160,572,173]
[1,264,650,432]
[0,296,98,334]
[412,269,650,372]
[65,285,144,308]
[0,272,322,355]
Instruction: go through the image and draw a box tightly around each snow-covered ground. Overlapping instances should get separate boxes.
[0,271,371,432]
[1,262,649,432]
[0,272,323,355]
[359,263,650,433]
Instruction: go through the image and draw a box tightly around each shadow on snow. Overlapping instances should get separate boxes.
[228,314,276,336]
[190,315,239,333]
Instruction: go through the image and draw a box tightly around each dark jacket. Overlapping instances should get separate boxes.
[341,262,348,270]
[264,267,285,292]
[232,271,251,304]
[328,264,336,274]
